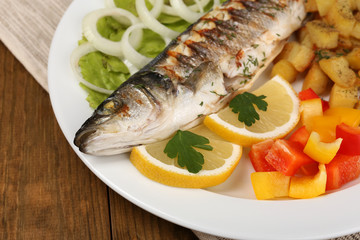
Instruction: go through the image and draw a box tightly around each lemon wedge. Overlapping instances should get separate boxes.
[204,75,300,147]
[130,125,242,188]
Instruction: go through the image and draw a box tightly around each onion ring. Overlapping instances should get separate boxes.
[136,0,179,39]
[121,23,166,69]
[82,8,142,57]
[70,42,114,94]
[104,0,116,8]
[169,0,220,23]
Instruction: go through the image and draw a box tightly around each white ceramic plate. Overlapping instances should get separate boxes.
[48,0,360,239]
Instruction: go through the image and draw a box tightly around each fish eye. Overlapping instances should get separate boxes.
[97,99,121,116]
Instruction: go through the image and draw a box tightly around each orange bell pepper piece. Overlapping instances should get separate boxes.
[307,115,341,142]
[303,132,342,164]
[324,107,360,127]
[289,163,327,199]
[300,98,323,130]
[251,172,291,200]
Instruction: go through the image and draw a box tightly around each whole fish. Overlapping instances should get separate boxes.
[74,0,306,155]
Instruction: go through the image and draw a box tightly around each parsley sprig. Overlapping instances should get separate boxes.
[164,130,213,173]
[229,92,268,127]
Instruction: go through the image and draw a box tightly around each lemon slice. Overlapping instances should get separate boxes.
[204,75,300,147]
[130,125,242,188]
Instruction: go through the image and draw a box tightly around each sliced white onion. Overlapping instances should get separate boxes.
[70,42,114,95]
[121,23,155,69]
[122,58,139,75]
[169,0,207,22]
[82,8,142,57]
[213,0,221,8]
[193,0,204,13]
[104,0,116,8]
[136,0,179,39]
[148,0,211,16]
[149,0,164,18]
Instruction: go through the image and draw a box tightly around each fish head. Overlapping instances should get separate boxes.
[74,71,174,155]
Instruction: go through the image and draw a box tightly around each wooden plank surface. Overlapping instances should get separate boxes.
[0,41,197,239]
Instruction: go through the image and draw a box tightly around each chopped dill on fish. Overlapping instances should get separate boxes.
[74,0,306,156]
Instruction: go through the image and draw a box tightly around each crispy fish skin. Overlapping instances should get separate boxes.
[74,0,306,156]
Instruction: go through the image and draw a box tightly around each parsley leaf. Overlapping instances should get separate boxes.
[229,92,268,127]
[164,130,213,173]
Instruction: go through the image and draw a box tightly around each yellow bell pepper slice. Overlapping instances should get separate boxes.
[289,163,327,199]
[251,172,290,200]
[303,132,342,164]
[300,98,323,130]
[324,107,360,127]
[307,115,341,142]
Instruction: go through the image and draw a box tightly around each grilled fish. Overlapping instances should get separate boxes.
[74,0,306,155]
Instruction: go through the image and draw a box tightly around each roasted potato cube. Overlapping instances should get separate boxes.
[319,56,357,87]
[286,43,315,72]
[302,62,330,95]
[356,0,360,10]
[274,42,298,63]
[329,84,359,108]
[349,0,358,9]
[337,36,353,49]
[275,42,314,72]
[306,20,339,49]
[297,27,309,42]
[351,21,360,39]
[326,0,356,37]
[315,0,335,16]
[345,47,360,69]
[305,0,318,12]
[355,11,360,21]
[297,27,315,49]
[271,59,298,83]
[350,36,360,47]
[301,34,316,49]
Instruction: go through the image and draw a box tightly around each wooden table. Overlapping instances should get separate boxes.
[0,41,197,239]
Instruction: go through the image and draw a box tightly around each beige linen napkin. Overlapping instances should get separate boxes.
[0,1,359,240]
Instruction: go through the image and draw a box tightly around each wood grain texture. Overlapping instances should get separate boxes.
[0,40,111,240]
[0,41,197,240]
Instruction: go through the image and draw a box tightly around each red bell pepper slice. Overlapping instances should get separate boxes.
[336,123,360,155]
[265,139,316,176]
[298,88,319,100]
[300,162,320,176]
[249,139,276,172]
[289,126,310,147]
[298,88,329,112]
[326,154,360,190]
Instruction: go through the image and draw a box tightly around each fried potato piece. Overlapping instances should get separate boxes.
[286,43,315,72]
[345,47,360,69]
[306,20,339,49]
[305,0,318,12]
[315,0,335,16]
[271,59,298,83]
[302,62,330,95]
[319,56,357,87]
[325,0,356,37]
[329,84,359,108]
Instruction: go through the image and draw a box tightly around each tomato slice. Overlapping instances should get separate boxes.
[265,139,316,176]
[336,123,360,155]
[326,154,360,190]
[249,139,276,172]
